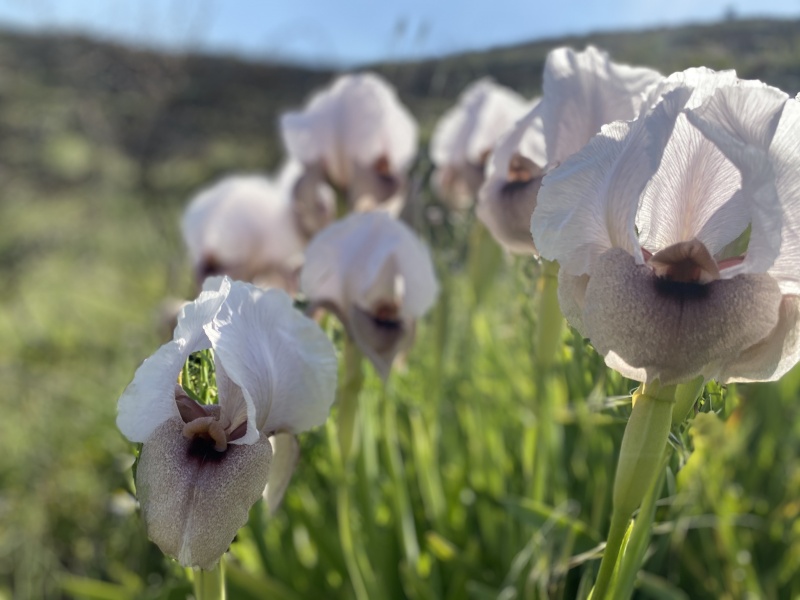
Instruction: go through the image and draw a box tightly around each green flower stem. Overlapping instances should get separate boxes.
[536,259,564,370]
[337,337,365,462]
[193,561,225,600]
[335,188,349,219]
[337,484,371,600]
[383,398,421,564]
[530,259,564,503]
[611,450,671,599]
[592,382,677,600]
[672,376,705,427]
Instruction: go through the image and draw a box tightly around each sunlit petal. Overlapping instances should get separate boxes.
[207,283,338,437]
[117,279,231,443]
[262,433,301,514]
[636,114,744,254]
[540,45,662,166]
[688,85,800,290]
[302,212,438,320]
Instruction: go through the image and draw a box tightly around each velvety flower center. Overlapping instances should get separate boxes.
[646,239,721,284]
[373,155,392,177]
[175,391,246,454]
[506,154,542,183]
[198,254,224,280]
[372,300,402,328]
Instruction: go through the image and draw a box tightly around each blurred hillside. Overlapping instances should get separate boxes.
[1,17,799,204]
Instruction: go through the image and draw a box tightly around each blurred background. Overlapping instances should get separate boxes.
[2,1,800,599]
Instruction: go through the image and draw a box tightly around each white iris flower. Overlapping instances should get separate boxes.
[532,68,800,385]
[301,212,438,378]
[281,73,418,216]
[117,278,337,569]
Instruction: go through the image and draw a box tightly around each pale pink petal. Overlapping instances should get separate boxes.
[636,114,744,254]
[687,85,792,283]
[641,68,739,114]
[117,279,231,442]
[533,88,691,274]
[301,212,438,320]
[540,46,662,166]
[724,295,800,383]
[263,433,301,514]
[281,73,417,186]
[484,102,546,185]
[207,283,337,437]
[431,78,530,168]
[477,102,546,254]
[181,175,303,283]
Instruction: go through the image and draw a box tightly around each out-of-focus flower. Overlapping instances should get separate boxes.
[281,73,418,216]
[117,278,337,569]
[430,78,530,209]
[277,160,337,242]
[182,173,305,292]
[301,212,438,378]
[479,46,662,254]
[532,68,800,385]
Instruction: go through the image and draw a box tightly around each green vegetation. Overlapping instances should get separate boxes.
[2,17,800,599]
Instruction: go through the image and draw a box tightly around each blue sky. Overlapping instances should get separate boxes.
[1,0,799,65]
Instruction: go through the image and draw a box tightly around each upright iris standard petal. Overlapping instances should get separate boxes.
[117,278,231,442]
[540,45,662,166]
[181,174,305,289]
[533,67,800,385]
[430,78,531,207]
[301,212,438,377]
[685,87,800,381]
[478,46,662,254]
[207,284,339,435]
[117,278,337,569]
[280,73,418,214]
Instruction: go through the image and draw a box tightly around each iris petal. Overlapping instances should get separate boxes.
[117,280,231,443]
[263,433,301,514]
[136,418,272,570]
[582,248,782,384]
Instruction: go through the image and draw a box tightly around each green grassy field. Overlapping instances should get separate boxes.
[2,18,800,600]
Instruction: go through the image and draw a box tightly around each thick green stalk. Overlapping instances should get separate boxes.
[337,485,370,600]
[193,562,226,600]
[337,337,365,462]
[536,259,564,370]
[383,399,421,564]
[611,450,671,599]
[531,259,564,503]
[592,382,676,600]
